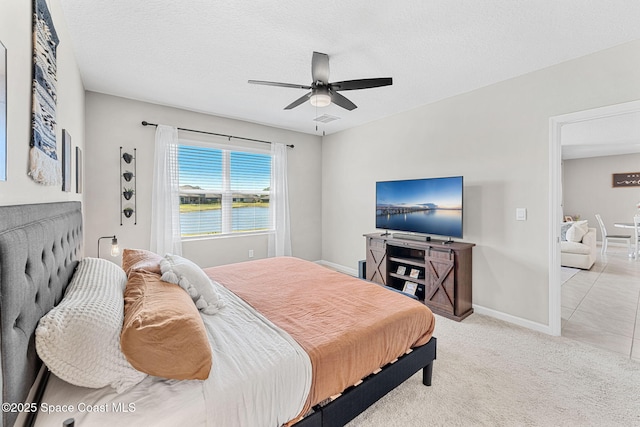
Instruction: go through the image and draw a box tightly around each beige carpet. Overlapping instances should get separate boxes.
[348,314,640,426]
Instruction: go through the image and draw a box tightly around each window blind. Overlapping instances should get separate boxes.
[178,143,272,237]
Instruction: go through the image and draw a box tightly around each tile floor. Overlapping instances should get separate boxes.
[561,245,640,361]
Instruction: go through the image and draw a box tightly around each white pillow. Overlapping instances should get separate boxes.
[160,254,224,315]
[566,220,589,243]
[36,258,147,392]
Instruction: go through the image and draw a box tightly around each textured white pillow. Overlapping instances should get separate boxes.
[160,254,224,315]
[36,258,147,392]
[566,220,589,243]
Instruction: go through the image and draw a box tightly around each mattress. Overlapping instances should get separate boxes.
[205,256,436,418]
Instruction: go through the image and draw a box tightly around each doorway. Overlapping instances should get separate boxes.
[548,99,640,336]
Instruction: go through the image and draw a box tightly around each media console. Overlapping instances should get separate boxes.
[364,233,475,321]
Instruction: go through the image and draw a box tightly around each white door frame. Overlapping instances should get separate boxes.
[548,99,640,336]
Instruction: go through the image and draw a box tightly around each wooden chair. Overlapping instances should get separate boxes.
[595,214,632,256]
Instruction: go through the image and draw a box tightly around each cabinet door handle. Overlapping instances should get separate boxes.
[428,247,454,257]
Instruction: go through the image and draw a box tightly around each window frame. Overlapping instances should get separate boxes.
[177,139,273,241]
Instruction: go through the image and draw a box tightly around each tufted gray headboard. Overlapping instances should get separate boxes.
[0,202,83,427]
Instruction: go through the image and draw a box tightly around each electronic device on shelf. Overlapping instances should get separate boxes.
[376,176,463,240]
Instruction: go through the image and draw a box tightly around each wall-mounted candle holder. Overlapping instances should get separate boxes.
[120,147,137,225]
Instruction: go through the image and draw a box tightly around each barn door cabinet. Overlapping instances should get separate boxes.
[364,233,474,321]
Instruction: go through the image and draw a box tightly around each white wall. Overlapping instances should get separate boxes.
[321,40,640,326]
[3,0,639,327]
[0,0,85,206]
[563,153,640,239]
[84,92,322,267]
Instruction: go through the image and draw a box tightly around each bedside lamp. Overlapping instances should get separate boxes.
[98,235,120,258]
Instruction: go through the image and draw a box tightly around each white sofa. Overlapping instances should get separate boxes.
[561,227,596,270]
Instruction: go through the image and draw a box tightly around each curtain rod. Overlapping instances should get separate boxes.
[141,121,294,148]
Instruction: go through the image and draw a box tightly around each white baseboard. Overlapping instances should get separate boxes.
[315,260,359,277]
[472,304,552,335]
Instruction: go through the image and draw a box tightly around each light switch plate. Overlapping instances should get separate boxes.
[516,208,527,221]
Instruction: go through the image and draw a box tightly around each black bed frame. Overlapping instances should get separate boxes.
[296,337,436,427]
[0,202,437,427]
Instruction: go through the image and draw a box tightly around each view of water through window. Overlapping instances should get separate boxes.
[178,144,271,237]
[180,206,270,236]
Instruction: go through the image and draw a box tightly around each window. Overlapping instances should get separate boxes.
[178,142,272,238]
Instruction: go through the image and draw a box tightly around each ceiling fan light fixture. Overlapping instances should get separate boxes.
[310,93,331,108]
[249,52,392,111]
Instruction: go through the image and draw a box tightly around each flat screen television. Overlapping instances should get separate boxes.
[376,176,463,238]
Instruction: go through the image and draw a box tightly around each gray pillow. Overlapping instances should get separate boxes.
[560,222,573,241]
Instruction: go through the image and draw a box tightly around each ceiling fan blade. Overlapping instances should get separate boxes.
[248,80,312,90]
[284,92,312,110]
[330,91,357,111]
[330,77,393,91]
[311,52,330,84]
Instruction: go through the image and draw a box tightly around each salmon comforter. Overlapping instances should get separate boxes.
[204,256,436,417]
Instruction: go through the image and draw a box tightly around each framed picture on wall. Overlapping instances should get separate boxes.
[61,130,71,192]
[612,172,640,188]
[0,40,6,182]
[75,146,83,193]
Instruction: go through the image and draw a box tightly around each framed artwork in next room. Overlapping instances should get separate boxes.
[612,172,640,188]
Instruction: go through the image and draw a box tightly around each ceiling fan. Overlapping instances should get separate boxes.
[248,51,392,111]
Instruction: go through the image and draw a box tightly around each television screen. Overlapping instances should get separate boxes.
[376,176,463,238]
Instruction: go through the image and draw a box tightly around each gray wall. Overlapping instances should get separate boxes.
[0,0,85,206]
[321,40,640,327]
[84,92,322,267]
[563,153,640,239]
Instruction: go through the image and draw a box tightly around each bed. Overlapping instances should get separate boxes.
[0,202,437,427]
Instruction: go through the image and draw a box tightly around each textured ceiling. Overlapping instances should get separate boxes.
[59,0,640,136]
[562,111,640,160]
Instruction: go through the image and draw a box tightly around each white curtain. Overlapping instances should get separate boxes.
[150,125,182,256]
[268,142,292,257]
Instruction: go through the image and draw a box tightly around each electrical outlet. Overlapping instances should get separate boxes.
[248,249,254,258]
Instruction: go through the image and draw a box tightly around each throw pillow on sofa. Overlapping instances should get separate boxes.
[561,222,573,241]
[566,220,589,243]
